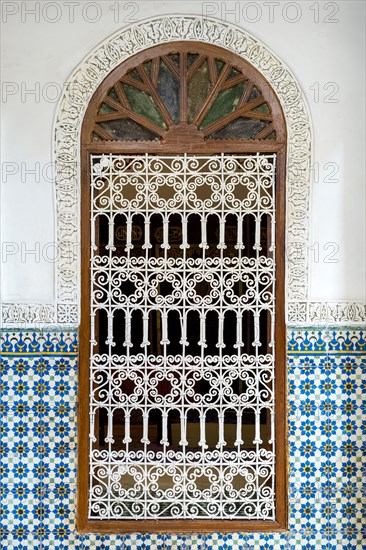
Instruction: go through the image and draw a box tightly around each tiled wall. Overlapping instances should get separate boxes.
[1,328,365,550]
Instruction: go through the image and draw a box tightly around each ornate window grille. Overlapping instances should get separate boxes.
[79,42,287,531]
[89,152,276,521]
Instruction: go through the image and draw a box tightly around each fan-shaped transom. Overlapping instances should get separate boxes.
[83,42,285,147]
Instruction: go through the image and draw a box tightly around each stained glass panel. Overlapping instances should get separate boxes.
[98,102,117,115]
[157,61,180,123]
[122,84,167,129]
[265,131,276,140]
[227,67,241,80]
[129,68,143,82]
[188,60,211,123]
[215,59,225,75]
[249,85,261,101]
[253,102,271,114]
[88,49,280,143]
[169,53,179,67]
[187,53,199,67]
[143,60,152,77]
[98,119,158,141]
[208,117,269,140]
[107,88,119,102]
[200,82,246,129]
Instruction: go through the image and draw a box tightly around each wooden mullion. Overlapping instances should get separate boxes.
[240,93,267,114]
[207,56,217,84]
[93,124,115,141]
[126,110,166,137]
[161,55,180,79]
[137,65,174,127]
[84,141,283,154]
[239,111,273,122]
[221,74,248,90]
[96,106,166,137]
[272,145,287,530]
[81,519,285,533]
[254,123,275,140]
[77,147,92,532]
[104,95,127,112]
[95,112,127,123]
[186,54,206,80]
[180,52,188,123]
[193,64,232,127]
[120,75,149,92]
[151,57,161,87]
[238,80,254,108]
[114,81,130,110]
[202,97,272,136]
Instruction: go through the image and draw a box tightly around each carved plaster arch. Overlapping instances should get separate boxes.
[58,16,312,324]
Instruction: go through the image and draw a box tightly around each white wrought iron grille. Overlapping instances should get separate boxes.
[89,153,276,520]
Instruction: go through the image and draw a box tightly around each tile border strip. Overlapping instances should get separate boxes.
[1,327,365,354]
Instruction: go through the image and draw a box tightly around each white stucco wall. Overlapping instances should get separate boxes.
[1,0,365,305]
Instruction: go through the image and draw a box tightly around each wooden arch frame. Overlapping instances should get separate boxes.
[78,41,287,533]
[81,41,286,151]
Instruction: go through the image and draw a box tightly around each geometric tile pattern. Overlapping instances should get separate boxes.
[1,328,365,549]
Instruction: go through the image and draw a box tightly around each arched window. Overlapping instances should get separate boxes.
[78,42,287,532]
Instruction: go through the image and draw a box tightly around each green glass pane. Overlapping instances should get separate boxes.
[227,67,241,80]
[99,119,159,141]
[249,86,261,101]
[253,102,271,114]
[157,61,180,123]
[169,54,179,67]
[122,84,167,129]
[215,60,225,75]
[207,117,269,140]
[128,68,143,82]
[143,60,152,77]
[92,131,102,141]
[200,82,245,129]
[188,60,211,123]
[188,53,199,67]
[107,88,119,102]
[98,102,117,115]
[265,131,276,141]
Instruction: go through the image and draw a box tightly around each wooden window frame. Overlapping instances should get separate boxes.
[78,41,287,533]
